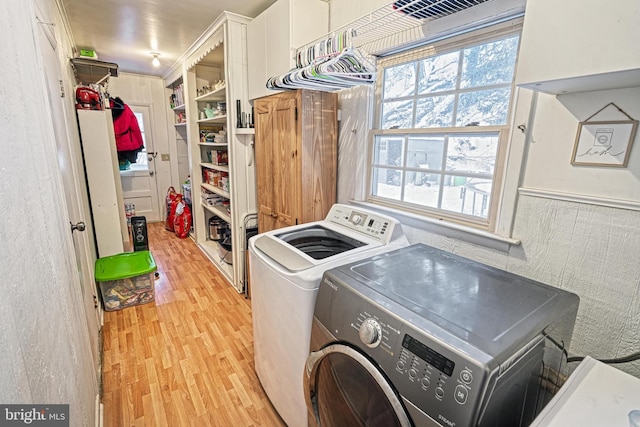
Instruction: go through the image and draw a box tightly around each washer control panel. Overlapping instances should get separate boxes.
[325,204,396,244]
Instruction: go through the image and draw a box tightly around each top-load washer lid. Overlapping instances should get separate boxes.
[326,243,579,358]
[276,225,367,259]
[252,204,406,272]
[253,224,372,272]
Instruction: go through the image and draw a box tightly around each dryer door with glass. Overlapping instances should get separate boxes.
[304,343,413,427]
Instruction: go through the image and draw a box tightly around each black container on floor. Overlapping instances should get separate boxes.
[131,216,149,251]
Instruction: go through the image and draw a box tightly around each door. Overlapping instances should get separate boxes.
[35,3,101,382]
[255,95,276,231]
[273,95,299,229]
[304,343,412,427]
[255,92,299,232]
[119,104,161,222]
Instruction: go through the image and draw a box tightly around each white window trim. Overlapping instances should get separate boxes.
[358,19,526,247]
[349,199,521,252]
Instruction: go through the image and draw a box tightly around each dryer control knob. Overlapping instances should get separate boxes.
[359,318,382,348]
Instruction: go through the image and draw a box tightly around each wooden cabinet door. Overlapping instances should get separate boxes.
[272,94,300,230]
[255,95,277,232]
[255,92,300,233]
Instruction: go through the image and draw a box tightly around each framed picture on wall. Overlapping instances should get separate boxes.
[571,120,638,167]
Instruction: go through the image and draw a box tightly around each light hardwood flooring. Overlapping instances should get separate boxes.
[101,222,286,427]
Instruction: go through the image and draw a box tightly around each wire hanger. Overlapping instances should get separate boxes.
[268,29,377,92]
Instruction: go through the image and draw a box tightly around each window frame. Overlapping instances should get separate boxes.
[368,20,523,231]
[119,104,153,175]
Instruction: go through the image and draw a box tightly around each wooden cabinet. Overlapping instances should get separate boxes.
[254,90,337,233]
[247,0,329,100]
[516,0,640,94]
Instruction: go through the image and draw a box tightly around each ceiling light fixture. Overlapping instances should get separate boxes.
[151,52,160,67]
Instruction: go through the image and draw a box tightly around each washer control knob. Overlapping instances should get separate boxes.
[350,213,363,225]
[359,318,382,348]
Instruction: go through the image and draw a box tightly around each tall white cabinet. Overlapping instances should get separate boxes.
[77,109,129,257]
[175,13,256,292]
[246,0,329,100]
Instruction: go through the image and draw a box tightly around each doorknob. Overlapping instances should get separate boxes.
[70,221,86,232]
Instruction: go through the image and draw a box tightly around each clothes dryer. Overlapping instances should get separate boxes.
[249,204,409,427]
[304,244,580,427]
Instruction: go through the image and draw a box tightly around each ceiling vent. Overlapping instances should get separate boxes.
[392,0,491,20]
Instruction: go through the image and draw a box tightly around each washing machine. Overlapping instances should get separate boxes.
[304,243,580,427]
[249,204,409,427]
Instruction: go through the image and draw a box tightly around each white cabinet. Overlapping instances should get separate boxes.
[247,0,329,100]
[516,0,640,94]
[182,13,256,292]
[77,110,128,257]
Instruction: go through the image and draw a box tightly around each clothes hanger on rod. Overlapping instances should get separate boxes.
[268,30,377,92]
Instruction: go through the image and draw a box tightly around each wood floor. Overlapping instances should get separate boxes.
[101,222,286,427]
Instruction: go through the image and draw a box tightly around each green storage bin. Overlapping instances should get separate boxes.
[95,251,157,311]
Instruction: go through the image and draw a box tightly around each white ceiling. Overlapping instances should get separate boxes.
[61,0,277,78]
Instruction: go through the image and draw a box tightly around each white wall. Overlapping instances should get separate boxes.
[523,88,640,200]
[332,0,640,377]
[0,1,96,424]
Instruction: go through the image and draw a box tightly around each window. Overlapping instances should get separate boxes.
[132,111,148,168]
[370,26,521,229]
[120,106,153,174]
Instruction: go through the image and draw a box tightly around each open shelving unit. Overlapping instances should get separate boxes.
[177,13,256,292]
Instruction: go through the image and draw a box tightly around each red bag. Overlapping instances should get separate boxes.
[173,199,192,239]
[165,187,179,231]
[167,193,182,232]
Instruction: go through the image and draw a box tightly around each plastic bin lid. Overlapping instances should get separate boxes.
[95,250,157,282]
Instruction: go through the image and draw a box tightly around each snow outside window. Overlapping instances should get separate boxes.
[132,111,148,169]
[370,28,521,229]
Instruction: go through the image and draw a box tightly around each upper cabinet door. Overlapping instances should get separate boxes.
[247,0,329,101]
[247,11,268,101]
[516,0,640,94]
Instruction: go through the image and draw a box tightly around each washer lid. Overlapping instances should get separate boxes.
[253,225,368,272]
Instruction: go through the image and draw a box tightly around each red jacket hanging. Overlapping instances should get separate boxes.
[111,99,143,152]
